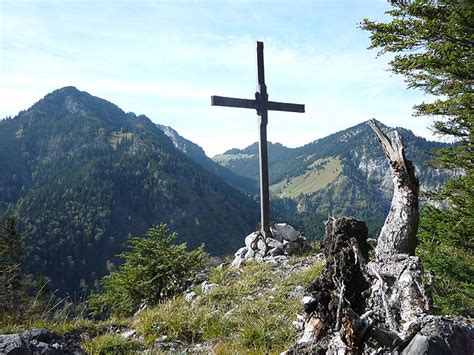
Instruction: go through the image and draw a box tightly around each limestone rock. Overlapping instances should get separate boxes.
[401,316,474,355]
[283,241,300,255]
[267,238,284,249]
[184,291,197,302]
[244,248,256,260]
[30,339,52,353]
[264,255,289,265]
[121,329,136,340]
[267,246,283,257]
[231,257,245,269]
[256,239,267,255]
[290,285,306,299]
[234,246,247,258]
[22,329,53,343]
[201,281,218,294]
[0,334,28,354]
[0,328,86,354]
[269,229,284,242]
[301,296,317,314]
[315,252,326,264]
[245,232,260,250]
[274,223,300,242]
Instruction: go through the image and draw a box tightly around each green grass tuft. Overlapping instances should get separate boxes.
[82,334,142,354]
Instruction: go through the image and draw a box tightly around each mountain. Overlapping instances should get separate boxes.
[156,124,257,193]
[0,87,259,294]
[213,120,453,235]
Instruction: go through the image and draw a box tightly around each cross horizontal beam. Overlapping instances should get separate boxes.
[211,96,257,110]
[268,101,305,113]
[211,95,305,113]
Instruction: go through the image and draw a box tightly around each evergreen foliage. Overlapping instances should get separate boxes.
[88,224,205,317]
[361,0,473,315]
[0,218,27,323]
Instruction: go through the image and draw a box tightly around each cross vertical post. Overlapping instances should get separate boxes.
[255,42,271,238]
[211,41,305,240]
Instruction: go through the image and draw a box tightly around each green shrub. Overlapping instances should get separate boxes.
[417,207,474,316]
[88,224,205,317]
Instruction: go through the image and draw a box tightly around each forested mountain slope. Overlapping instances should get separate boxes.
[214,120,452,233]
[156,124,257,193]
[0,87,259,294]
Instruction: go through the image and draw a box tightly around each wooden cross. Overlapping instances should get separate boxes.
[211,41,305,238]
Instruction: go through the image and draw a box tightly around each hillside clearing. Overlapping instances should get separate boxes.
[270,157,342,198]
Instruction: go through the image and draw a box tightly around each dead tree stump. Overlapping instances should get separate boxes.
[289,120,473,354]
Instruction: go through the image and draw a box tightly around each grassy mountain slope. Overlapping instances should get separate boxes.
[0,87,259,294]
[270,157,343,198]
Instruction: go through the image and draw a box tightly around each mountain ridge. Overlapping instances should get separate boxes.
[211,119,453,235]
[0,86,259,294]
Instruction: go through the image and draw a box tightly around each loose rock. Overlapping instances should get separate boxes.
[273,223,300,242]
[201,281,218,294]
[184,291,197,302]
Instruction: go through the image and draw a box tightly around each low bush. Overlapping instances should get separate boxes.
[88,224,205,317]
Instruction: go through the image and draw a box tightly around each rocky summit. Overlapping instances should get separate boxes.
[231,223,309,268]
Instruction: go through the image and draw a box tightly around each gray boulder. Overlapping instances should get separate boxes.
[283,241,300,255]
[231,256,245,269]
[274,223,300,242]
[401,316,474,355]
[245,248,256,260]
[267,238,284,249]
[290,286,306,299]
[184,291,197,302]
[0,334,29,354]
[267,246,283,257]
[244,232,260,250]
[256,239,267,255]
[22,329,53,343]
[234,246,247,258]
[201,281,218,294]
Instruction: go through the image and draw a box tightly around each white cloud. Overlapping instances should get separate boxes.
[0,0,439,157]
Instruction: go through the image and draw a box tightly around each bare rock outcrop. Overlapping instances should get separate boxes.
[231,223,307,268]
[0,328,86,354]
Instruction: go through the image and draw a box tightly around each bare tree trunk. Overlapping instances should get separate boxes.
[367,119,419,259]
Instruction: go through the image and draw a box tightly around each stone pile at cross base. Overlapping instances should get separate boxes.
[231,223,307,268]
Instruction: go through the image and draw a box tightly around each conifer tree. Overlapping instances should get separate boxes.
[0,218,27,321]
[88,224,206,317]
[361,0,473,315]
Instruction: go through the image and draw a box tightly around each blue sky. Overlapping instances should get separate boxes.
[1,0,437,156]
